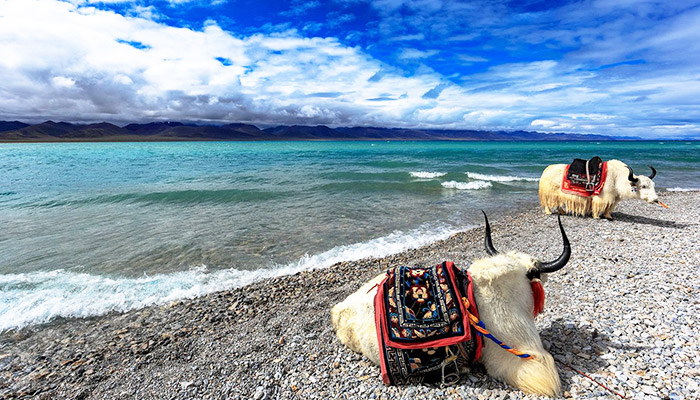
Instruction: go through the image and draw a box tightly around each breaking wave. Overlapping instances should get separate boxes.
[466,172,539,182]
[666,187,700,192]
[409,171,447,179]
[441,180,492,190]
[0,224,462,332]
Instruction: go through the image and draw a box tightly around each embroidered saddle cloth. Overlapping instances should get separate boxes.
[562,157,608,197]
[374,262,481,385]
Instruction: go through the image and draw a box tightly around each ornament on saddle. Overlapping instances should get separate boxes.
[562,156,608,197]
[374,262,546,386]
[374,262,481,385]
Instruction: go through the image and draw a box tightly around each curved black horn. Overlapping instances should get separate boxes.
[648,165,656,180]
[539,215,571,274]
[627,166,639,184]
[482,210,498,256]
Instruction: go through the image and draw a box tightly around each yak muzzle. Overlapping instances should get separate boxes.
[656,200,669,208]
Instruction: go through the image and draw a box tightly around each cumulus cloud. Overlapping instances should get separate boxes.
[0,0,699,138]
[0,0,443,127]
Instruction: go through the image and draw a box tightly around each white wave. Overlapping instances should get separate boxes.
[409,171,447,179]
[666,187,700,192]
[0,224,462,332]
[441,180,492,190]
[466,171,539,182]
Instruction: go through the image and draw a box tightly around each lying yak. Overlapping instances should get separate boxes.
[331,214,571,396]
[539,158,666,219]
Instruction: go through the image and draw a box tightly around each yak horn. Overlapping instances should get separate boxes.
[539,215,571,274]
[627,166,639,184]
[648,165,656,180]
[482,210,498,256]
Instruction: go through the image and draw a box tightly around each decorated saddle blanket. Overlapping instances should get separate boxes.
[374,262,482,385]
[562,157,608,197]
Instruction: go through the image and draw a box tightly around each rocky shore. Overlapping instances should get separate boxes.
[2,192,698,399]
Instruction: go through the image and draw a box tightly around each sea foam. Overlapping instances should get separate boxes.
[466,171,539,182]
[0,224,462,332]
[409,171,447,179]
[441,180,492,190]
[666,187,700,192]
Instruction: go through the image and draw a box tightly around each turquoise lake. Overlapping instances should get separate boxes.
[1,140,698,330]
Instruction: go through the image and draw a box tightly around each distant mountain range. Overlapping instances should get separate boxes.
[0,120,636,142]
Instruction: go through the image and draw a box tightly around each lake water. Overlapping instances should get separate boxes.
[1,140,698,330]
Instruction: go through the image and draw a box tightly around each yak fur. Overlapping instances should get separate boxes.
[331,252,561,397]
[538,159,658,219]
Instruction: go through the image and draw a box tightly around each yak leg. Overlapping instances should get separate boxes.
[472,289,561,395]
[592,197,616,220]
[331,274,384,365]
[545,203,565,215]
[539,193,555,215]
[478,328,561,397]
[603,208,613,220]
[482,347,561,397]
[591,197,606,219]
[603,200,619,220]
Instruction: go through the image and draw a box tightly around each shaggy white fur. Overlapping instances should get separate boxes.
[331,273,384,365]
[538,159,658,219]
[331,251,562,397]
[469,252,560,396]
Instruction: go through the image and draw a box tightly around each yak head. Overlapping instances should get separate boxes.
[471,212,570,319]
[627,165,659,204]
[467,212,571,397]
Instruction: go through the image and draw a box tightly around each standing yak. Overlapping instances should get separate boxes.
[331,214,571,397]
[538,159,666,220]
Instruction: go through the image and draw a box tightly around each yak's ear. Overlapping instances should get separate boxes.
[526,268,540,280]
[531,279,545,317]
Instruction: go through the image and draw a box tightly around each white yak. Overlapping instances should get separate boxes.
[331,213,571,397]
[539,159,664,219]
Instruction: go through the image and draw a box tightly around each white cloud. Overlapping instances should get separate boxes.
[390,33,425,41]
[128,5,161,20]
[52,76,76,88]
[280,0,320,17]
[457,54,488,63]
[530,119,575,130]
[0,0,699,138]
[0,0,447,127]
[447,33,480,41]
[398,48,439,59]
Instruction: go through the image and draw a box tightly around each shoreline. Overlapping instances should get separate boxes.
[2,191,699,399]
[2,138,698,144]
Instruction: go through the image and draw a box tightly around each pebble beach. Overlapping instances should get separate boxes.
[1,191,698,399]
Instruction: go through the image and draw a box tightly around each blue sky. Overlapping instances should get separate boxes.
[1,0,699,138]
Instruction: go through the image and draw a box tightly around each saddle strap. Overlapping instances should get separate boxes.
[585,159,591,184]
[461,297,534,360]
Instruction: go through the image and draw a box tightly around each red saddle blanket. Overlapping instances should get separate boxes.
[561,161,608,197]
[374,262,481,385]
